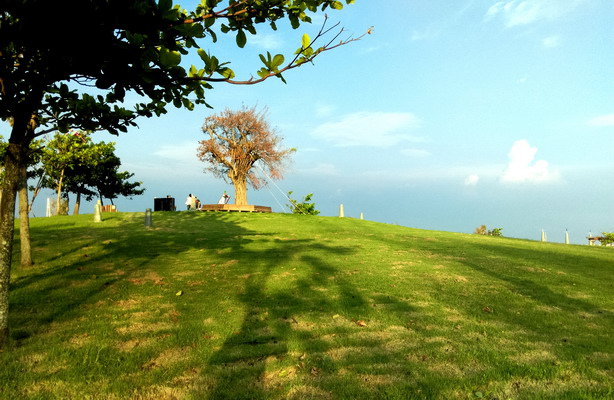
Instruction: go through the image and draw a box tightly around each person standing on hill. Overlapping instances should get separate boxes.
[218,191,230,205]
[185,194,193,210]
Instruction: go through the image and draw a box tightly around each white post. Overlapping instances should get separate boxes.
[94,200,103,222]
[541,230,546,242]
[339,204,344,218]
[360,212,364,220]
[565,230,569,245]
[46,198,52,217]
[144,208,153,227]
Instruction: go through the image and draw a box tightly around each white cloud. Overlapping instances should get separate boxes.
[464,174,480,186]
[587,114,614,127]
[311,111,423,148]
[153,141,198,161]
[315,104,336,118]
[401,148,431,158]
[412,1,477,41]
[297,163,340,176]
[542,35,561,48]
[500,139,559,183]
[248,33,284,50]
[485,0,585,27]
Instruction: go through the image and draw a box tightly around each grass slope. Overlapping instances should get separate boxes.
[1,212,613,399]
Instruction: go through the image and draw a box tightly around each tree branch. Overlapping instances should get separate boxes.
[176,1,251,25]
[187,18,370,86]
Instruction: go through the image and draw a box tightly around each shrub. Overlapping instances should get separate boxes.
[488,227,503,237]
[474,225,487,235]
[287,191,320,215]
[600,232,614,246]
[474,225,503,237]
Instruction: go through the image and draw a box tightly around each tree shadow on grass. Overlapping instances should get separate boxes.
[445,241,614,356]
[6,212,425,399]
[200,237,424,399]
[366,232,614,393]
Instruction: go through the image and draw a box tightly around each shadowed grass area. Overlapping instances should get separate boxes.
[1,212,612,399]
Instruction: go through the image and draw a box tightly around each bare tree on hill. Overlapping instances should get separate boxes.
[197,107,294,206]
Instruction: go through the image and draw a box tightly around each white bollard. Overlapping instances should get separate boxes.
[94,200,103,222]
[360,212,364,220]
[144,208,153,227]
[565,230,569,245]
[339,204,344,218]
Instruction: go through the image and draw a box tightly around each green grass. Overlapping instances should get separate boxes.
[1,212,613,399]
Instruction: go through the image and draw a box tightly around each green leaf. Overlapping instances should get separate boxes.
[271,54,285,69]
[331,1,344,10]
[158,0,172,11]
[219,67,235,80]
[159,48,181,67]
[209,56,219,71]
[236,30,247,48]
[259,53,267,65]
[301,33,311,49]
[197,48,210,64]
[182,98,194,111]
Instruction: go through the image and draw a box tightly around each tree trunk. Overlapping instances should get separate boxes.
[0,166,3,208]
[73,192,81,215]
[56,168,64,215]
[0,143,25,348]
[18,165,33,267]
[233,177,248,206]
[0,166,3,206]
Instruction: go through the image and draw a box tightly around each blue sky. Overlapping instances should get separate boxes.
[23,0,614,244]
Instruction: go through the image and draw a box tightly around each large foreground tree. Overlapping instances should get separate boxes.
[198,106,294,205]
[0,0,363,348]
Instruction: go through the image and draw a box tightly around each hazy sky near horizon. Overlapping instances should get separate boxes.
[17,0,614,244]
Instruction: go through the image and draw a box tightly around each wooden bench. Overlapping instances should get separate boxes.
[199,204,272,213]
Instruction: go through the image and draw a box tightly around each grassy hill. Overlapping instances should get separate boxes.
[2,212,612,399]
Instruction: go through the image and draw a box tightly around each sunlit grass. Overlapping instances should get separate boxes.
[1,211,612,399]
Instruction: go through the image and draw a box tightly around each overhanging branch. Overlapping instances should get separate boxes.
[186,18,371,86]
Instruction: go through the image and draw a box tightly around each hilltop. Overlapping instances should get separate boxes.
[2,212,612,399]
